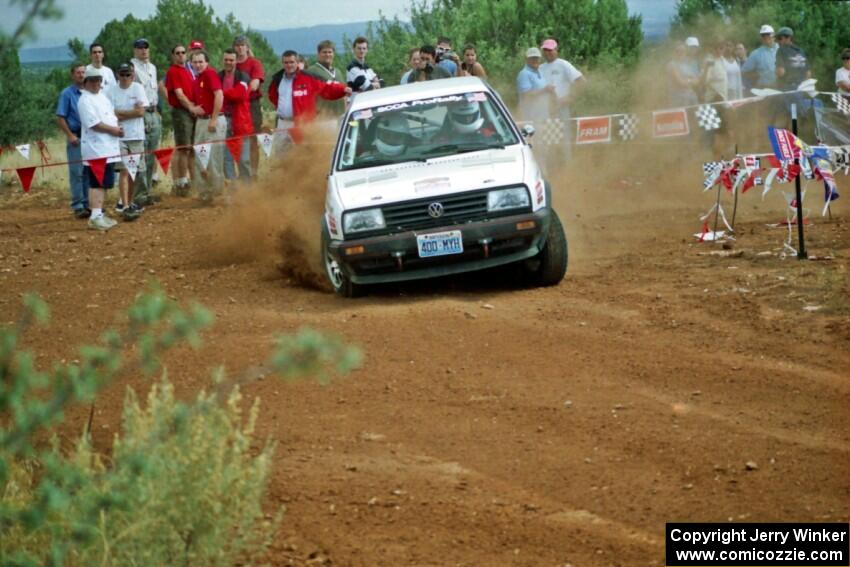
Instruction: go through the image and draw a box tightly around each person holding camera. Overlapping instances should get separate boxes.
[404,45,452,83]
[435,37,462,77]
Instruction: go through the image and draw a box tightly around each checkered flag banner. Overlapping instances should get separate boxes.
[832,92,850,116]
[703,161,723,190]
[537,118,565,146]
[695,105,722,131]
[618,114,638,140]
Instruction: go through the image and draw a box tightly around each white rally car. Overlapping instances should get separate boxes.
[322,76,567,297]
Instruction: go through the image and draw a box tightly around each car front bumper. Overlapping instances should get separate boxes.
[329,209,551,284]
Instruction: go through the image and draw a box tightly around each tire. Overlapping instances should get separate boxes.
[523,209,568,287]
[321,224,364,298]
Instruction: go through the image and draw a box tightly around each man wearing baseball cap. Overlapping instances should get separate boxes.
[77,67,123,230]
[741,24,779,92]
[539,38,585,161]
[130,38,161,206]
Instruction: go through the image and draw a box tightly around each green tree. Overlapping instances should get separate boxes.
[77,0,276,84]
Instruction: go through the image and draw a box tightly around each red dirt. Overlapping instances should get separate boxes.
[1,147,848,566]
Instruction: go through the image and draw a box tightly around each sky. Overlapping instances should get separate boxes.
[2,0,678,48]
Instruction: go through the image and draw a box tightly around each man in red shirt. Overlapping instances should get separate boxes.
[220,48,252,183]
[268,50,351,148]
[190,50,225,202]
[164,43,198,196]
[233,35,265,177]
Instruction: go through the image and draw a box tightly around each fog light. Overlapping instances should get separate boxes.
[516,221,536,230]
[344,245,365,256]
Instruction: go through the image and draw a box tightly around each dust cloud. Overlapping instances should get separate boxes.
[205,125,335,291]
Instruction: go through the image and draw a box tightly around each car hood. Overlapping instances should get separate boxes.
[332,146,528,210]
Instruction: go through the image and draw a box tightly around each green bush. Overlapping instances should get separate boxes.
[0,285,361,566]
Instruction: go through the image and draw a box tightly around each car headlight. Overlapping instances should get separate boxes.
[343,208,386,234]
[487,187,530,212]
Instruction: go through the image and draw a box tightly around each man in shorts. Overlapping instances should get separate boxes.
[107,61,148,220]
[77,67,123,230]
[165,43,198,196]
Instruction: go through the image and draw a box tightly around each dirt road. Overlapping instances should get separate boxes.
[1,160,848,566]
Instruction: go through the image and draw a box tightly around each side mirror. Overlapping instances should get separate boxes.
[521,124,535,138]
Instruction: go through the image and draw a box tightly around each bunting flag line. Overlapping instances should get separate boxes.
[194,143,212,170]
[652,109,689,137]
[16,166,36,193]
[695,105,722,131]
[539,118,565,146]
[703,161,723,191]
[225,137,243,163]
[153,147,174,175]
[575,116,611,145]
[257,133,274,158]
[16,144,30,160]
[88,158,107,186]
[618,114,638,141]
[832,92,850,116]
[122,153,140,181]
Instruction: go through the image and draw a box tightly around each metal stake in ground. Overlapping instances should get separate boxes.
[791,103,807,259]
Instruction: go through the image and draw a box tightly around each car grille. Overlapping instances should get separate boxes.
[347,187,530,238]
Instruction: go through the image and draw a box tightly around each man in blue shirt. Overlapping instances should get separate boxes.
[55,62,90,218]
[741,24,779,93]
[517,47,553,122]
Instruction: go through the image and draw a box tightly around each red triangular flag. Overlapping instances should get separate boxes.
[741,170,757,193]
[16,166,36,193]
[225,137,243,164]
[88,157,107,186]
[154,148,175,175]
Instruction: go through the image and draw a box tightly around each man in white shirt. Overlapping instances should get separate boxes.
[86,43,116,89]
[77,67,123,231]
[539,38,585,161]
[107,61,148,220]
[130,38,161,206]
[836,49,850,94]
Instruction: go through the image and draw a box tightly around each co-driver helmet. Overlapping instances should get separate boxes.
[375,114,410,157]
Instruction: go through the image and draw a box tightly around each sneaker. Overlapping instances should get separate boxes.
[102,215,118,228]
[87,216,113,231]
[74,208,91,219]
[135,196,154,207]
[114,201,125,212]
[127,202,144,214]
[122,207,141,221]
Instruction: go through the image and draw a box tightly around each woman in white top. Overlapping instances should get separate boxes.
[836,49,850,94]
[723,41,743,100]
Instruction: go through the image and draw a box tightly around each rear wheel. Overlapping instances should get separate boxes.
[523,209,568,287]
[322,225,364,298]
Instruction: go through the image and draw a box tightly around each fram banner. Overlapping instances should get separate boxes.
[576,116,611,144]
[652,109,690,138]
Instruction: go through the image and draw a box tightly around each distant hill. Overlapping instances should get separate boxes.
[257,21,373,57]
[19,45,74,64]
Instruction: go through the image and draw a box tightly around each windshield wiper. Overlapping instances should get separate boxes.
[345,156,427,171]
[421,143,506,157]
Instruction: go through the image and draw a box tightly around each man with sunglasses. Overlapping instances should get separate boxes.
[130,38,161,206]
[107,61,148,220]
[165,43,198,196]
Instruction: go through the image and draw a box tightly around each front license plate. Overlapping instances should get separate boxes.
[417,231,463,258]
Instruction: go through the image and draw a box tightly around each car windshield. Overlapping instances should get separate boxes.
[336,91,519,171]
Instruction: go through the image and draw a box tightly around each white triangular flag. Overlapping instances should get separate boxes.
[257,133,273,158]
[194,143,212,170]
[122,153,140,180]
[16,144,30,160]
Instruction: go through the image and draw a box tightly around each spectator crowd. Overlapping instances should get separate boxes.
[52,28,848,230]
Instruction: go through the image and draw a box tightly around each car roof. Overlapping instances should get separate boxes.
[348,77,491,112]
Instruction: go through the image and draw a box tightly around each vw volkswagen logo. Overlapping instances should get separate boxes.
[427,202,444,218]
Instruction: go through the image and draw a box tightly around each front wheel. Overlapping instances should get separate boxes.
[322,225,364,298]
[523,209,568,287]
